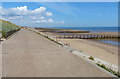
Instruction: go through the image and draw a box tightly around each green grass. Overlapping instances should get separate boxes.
[0,19,21,38]
[97,63,120,77]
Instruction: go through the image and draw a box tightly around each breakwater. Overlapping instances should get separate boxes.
[57,32,119,39]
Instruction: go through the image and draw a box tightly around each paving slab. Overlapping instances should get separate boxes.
[2,29,112,77]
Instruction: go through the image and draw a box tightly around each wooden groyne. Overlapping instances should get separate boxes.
[35,28,90,33]
[35,28,119,39]
[57,32,120,39]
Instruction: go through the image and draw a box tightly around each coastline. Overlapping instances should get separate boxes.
[31,27,119,76]
[35,27,118,65]
[59,39,118,65]
[34,27,119,73]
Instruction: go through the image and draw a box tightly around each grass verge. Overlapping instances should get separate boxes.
[96,63,120,77]
[0,19,21,38]
[34,31,63,47]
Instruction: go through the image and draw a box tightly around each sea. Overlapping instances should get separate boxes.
[48,27,120,46]
[49,27,119,32]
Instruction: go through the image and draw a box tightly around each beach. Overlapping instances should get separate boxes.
[59,39,118,65]
[36,28,119,66]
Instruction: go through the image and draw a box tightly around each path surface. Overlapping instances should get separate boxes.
[2,29,112,77]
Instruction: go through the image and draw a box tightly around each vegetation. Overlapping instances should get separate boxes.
[0,19,21,38]
[34,31,63,46]
[43,35,63,46]
[89,56,94,61]
[97,63,120,77]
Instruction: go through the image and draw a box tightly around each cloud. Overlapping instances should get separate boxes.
[1,6,64,27]
[48,19,54,23]
[1,6,53,21]
[32,18,54,23]
[40,16,45,19]
[32,16,45,20]
[32,20,47,23]
[0,7,5,15]
[7,17,17,20]
[2,7,28,16]
[46,12,53,16]
[12,6,28,11]
[2,6,48,16]
[7,16,23,20]
[31,7,46,14]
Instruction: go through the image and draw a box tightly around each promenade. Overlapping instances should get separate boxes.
[2,29,112,77]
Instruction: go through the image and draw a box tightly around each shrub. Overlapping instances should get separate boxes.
[89,56,94,61]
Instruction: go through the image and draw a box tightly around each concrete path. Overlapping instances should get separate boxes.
[2,29,112,77]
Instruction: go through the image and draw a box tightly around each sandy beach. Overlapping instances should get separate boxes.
[59,39,118,65]
[38,28,119,66]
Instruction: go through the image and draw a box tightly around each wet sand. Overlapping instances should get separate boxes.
[59,39,118,65]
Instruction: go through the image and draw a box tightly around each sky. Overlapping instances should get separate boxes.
[2,0,120,2]
[0,2,118,27]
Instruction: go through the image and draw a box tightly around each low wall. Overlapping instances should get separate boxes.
[5,29,20,38]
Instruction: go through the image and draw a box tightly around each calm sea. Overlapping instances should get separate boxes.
[50,27,119,32]
[48,27,119,46]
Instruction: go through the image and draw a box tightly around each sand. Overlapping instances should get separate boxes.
[59,39,118,65]
[39,30,119,66]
